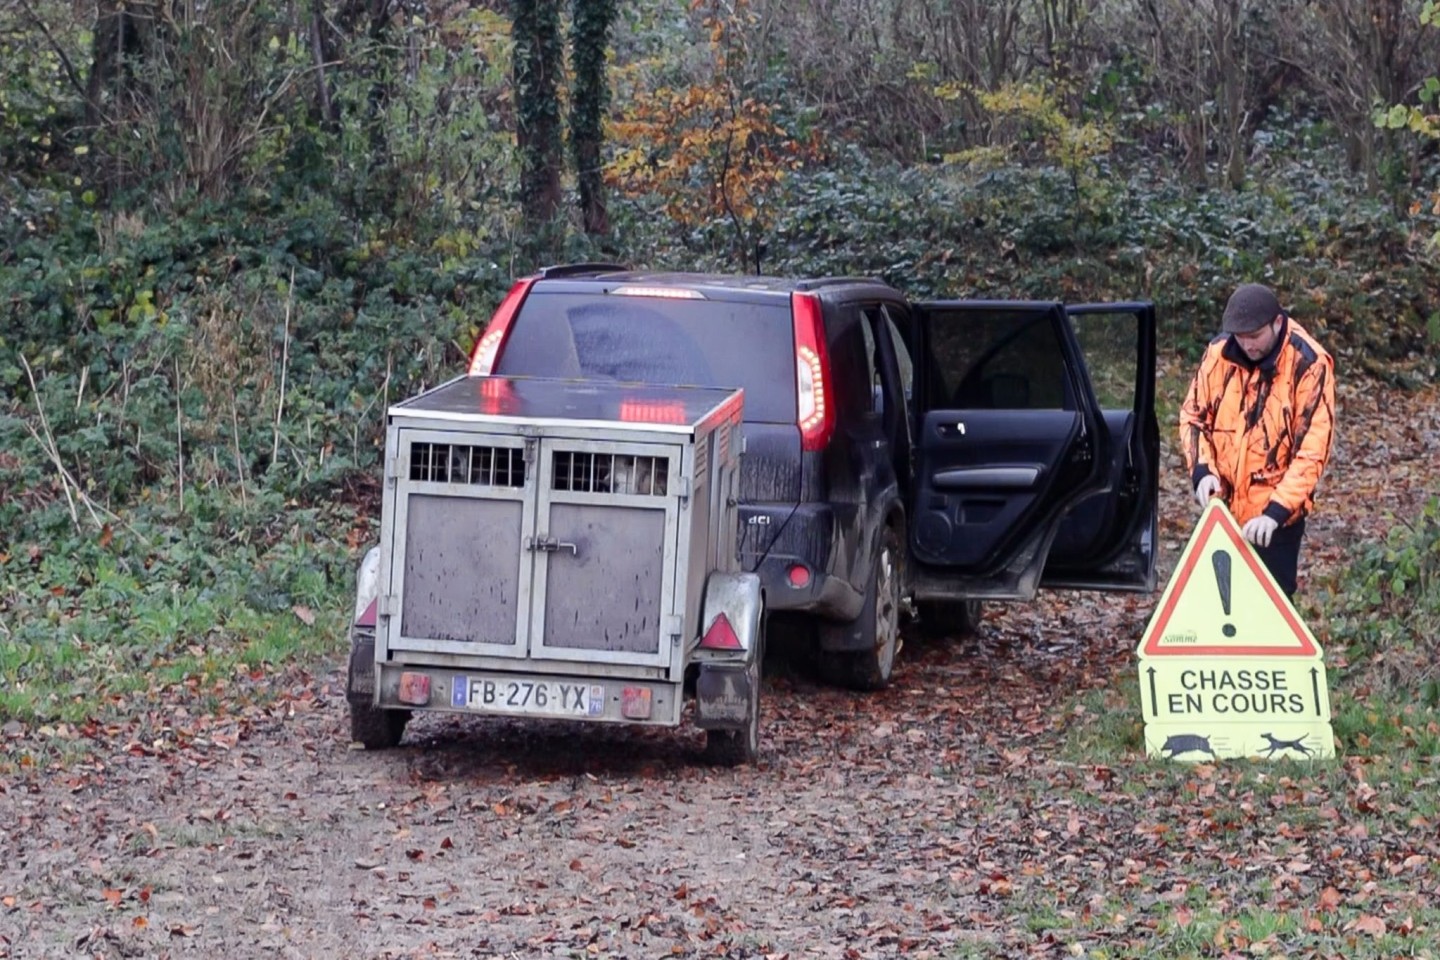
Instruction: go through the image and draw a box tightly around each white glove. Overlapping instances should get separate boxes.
[1194,474,1222,509]
[1243,515,1279,548]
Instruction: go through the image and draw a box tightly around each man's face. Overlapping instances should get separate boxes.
[1233,316,1281,361]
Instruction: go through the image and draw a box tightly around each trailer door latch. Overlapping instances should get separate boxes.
[526,535,578,556]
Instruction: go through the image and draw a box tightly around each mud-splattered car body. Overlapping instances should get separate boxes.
[461,265,1160,690]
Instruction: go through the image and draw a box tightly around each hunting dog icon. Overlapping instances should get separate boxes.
[1260,733,1313,757]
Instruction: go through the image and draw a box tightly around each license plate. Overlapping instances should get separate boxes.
[452,676,604,718]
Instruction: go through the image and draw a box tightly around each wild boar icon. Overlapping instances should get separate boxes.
[1161,733,1216,759]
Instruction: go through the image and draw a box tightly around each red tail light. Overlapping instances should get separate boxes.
[698,612,743,650]
[467,277,537,376]
[619,399,689,424]
[474,377,520,415]
[791,292,835,452]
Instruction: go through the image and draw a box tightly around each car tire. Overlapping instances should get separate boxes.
[915,599,983,640]
[350,703,410,750]
[702,621,764,767]
[819,525,903,692]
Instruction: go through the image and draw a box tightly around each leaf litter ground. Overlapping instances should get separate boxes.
[0,380,1437,959]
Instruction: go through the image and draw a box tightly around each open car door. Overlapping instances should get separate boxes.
[1042,302,1159,592]
[905,300,1152,601]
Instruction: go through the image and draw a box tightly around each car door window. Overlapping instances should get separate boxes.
[1068,312,1137,412]
[858,306,881,413]
[876,305,915,453]
[880,307,914,407]
[930,309,1072,411]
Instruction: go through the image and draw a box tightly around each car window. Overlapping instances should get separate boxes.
[879,306,914,406]
[858,307,880,413]
[1069,311,1137,412]
[495,292,797,423]
[930,308,1071,411]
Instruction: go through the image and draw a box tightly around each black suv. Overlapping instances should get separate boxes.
[468,264,1158,689]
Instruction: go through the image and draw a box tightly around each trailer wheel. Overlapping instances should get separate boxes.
[350,703,410,750]
[702,622,764,767]
[819,525,902,691]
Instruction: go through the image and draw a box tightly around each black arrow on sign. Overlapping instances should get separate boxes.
[1148,666,1158,716]
[1311,666,1322,716]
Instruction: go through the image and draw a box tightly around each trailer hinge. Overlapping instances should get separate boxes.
[522,436,538,465]
[384,453,400,486]
[678,477,692,504]
[665,614,686,648]
[376,594,395,618]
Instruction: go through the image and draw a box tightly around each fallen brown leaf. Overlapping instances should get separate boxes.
[1349,915,1386,936]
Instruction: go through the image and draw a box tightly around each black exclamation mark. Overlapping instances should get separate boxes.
[1212,549,1236,637]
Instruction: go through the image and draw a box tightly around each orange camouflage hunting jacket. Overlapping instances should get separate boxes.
[1179,317,1336,527]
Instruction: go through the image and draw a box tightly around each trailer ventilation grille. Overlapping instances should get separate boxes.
[409,442,525,487]
[553,452,668,497]
[692,432,709,486]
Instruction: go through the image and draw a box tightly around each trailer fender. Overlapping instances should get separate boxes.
[695,572,763,731]
[348,546,382,706]
[353,546,382,626]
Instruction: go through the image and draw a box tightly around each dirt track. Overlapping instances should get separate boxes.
[1,380,1435,959]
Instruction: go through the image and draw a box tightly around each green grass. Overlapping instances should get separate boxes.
[0,588,347,725]
[0,492,362,733]
[997,901,1440,959]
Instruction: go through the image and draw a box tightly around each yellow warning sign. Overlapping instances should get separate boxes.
[1137,502,1334,760]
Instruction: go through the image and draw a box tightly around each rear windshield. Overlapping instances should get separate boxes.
[494,291,797,423]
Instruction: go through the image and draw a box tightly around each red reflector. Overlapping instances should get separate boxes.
[356,597,378,627]
[621,687,653,719]
[699,612,743,650]
[787,564,811,588]
[397,672,431,706]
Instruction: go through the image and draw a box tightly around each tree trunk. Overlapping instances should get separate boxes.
[1215,0,1246,190]
[86,0,156,126]
[513,0,564,239]
[309,0,339,128]
[570,0,616,235]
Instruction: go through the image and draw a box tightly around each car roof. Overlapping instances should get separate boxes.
[532,267,892,300]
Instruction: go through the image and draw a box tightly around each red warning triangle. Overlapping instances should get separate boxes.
[1139,502,1319,657]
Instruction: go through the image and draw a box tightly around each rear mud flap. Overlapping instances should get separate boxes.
[347,633,377,705]
[695,664,755,731]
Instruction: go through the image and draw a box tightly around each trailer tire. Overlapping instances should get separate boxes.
[350,703,410,750]
[819,525,902,691]
[702,625,764,767]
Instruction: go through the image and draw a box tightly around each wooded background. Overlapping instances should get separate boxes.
[1,1,1437,721]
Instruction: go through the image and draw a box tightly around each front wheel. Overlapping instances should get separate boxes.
[819,525,903,691]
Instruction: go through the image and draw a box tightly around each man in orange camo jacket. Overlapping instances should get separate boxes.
[1179,283,1336,598]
